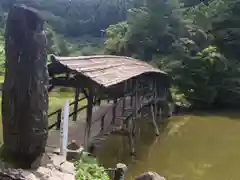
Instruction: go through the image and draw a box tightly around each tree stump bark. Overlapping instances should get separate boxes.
[2,5,48,168]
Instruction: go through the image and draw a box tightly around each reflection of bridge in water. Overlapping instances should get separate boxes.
[47,55,171,155]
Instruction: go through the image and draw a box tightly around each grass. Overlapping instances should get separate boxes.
[0,88,87,144]
[0,76,4,83]
[48,90,87,126]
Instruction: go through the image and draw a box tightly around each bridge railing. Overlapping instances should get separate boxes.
[48,96,87,130]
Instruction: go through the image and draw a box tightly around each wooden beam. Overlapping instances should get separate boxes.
[122,81,128,116]
[82,88,89,99]
[84,89,94,149]
[111,99,118,124]
[100,114,105,132]
[72,88,80,121]
[50,77,77,88]
[129,79,133,107]
[135,80,139,118]
[152,78,160,136]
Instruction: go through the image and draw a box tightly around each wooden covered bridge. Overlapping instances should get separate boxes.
[47,55,171,154]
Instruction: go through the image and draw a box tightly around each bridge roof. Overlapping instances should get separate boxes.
[49,55,168,88]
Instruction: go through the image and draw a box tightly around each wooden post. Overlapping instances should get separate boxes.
[138,83,143,117]
[130,79,133,107]
[151,78,160,136]
[56,110,62,130]
[84,90,93,149]
[111,99,118,124]
[130,95,133,107]
[60,102,69,158]
[135,80,139,118]
[122,81,128,116]
[2,5,48,168]
[73,88,80,121]
[100,114,105,132]
[127,79,138,155]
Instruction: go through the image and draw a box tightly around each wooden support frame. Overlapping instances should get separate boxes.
[47,53,171,158]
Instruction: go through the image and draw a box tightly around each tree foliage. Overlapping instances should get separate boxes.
[0,0,240,108]
[0,0,135,37]
[105,0,240,108]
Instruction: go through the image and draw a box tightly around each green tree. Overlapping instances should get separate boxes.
[105,0,186,60]
[58,39,70,56]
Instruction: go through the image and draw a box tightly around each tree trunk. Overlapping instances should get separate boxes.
[2,5,48,168]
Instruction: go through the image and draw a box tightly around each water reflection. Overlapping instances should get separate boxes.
[97,114,240,180]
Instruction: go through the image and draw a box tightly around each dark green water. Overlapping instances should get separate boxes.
[97,112,240,180]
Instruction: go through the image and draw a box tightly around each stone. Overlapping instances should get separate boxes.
[0,152,76,180]
[116,163,128,172]
[51,154,66,167]
[52,148,61,155]
[3,5,48,168]
[60,161,75,175]
[66,141,84,161]
[67,140,80,150]
[31,166,74,180]
[21,171,38,180]
[135,172,166,180]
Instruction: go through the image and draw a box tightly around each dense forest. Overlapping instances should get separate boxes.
[0,0,240,109]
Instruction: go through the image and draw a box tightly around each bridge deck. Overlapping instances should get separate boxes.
[46,98,133,152]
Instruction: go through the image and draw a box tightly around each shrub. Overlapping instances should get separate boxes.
[74,152,110,180]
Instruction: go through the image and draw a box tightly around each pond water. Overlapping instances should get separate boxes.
[97,112,240,180]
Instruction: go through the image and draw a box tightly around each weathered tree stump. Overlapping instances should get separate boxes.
[2,5,48,168]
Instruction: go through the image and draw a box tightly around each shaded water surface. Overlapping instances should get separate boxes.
[97,112,240,180]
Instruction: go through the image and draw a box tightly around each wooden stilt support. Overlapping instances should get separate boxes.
[100,114,105,132]
[122,98,126,115]
[130,79,133,107]
[122,81,128,116]
[56,110,61,130]
[127,117,136,155]
[73,88,80,121]
[84,90,93,149]
[151,104,160,136]
[128,79,138,155]
[130,95,133,107]
[135,81,138,118]
[139,83,144,117]
[151,79,160,136]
